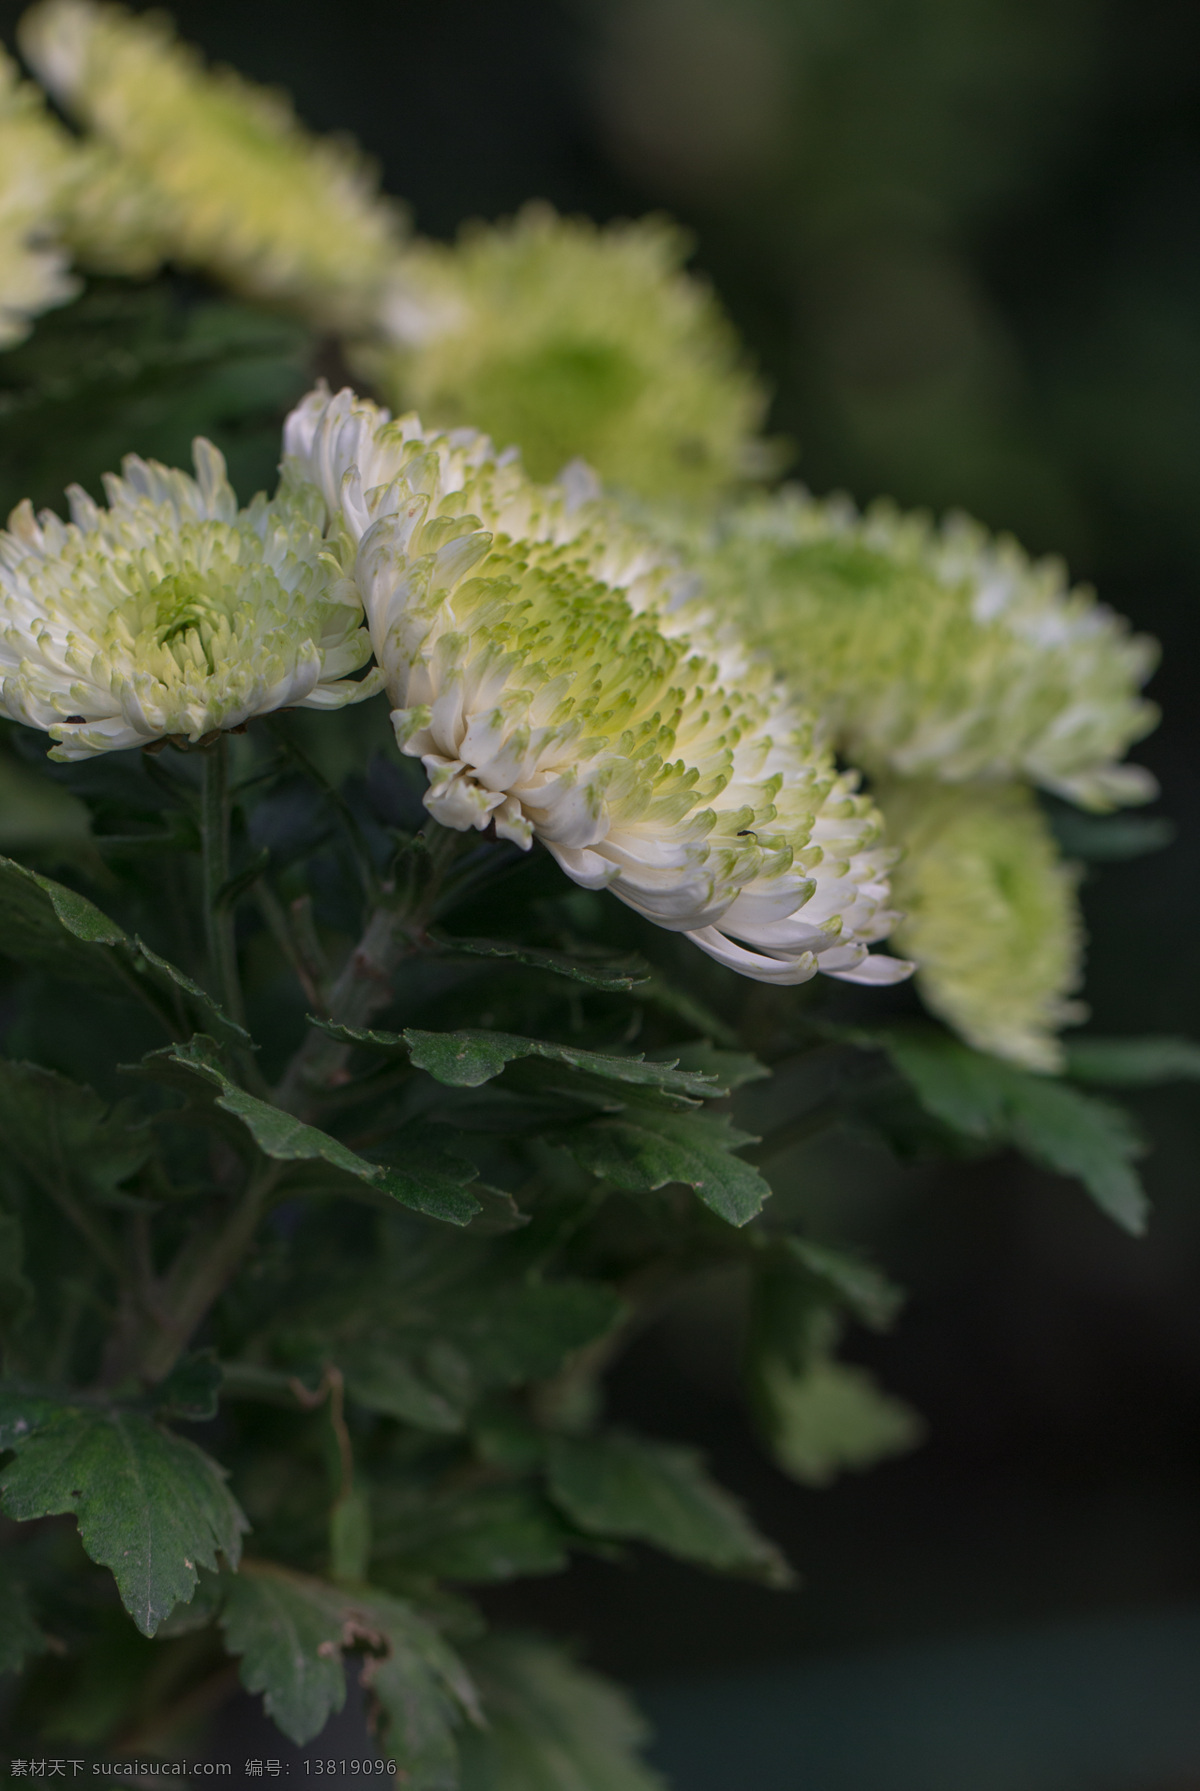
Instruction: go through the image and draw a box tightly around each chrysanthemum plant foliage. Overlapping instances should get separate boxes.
[0,5,1189,1785]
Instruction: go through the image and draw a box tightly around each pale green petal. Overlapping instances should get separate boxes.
[361,204,772,499]
[681,488,1159,811]
[21,0,407,329]
[881,779,1085,1072]
[287,384,909,989]
[0,437,373,757]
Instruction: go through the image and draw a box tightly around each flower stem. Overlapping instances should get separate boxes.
[201,735,246,1032]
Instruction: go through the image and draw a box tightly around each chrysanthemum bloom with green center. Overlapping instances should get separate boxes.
[879,779,1085,1071]
[364,204,772,501]
[20,0,407,331]
[0,438,379,760]
[687,489,1159,812]
[0,46,80,346]
[285,385,910,987]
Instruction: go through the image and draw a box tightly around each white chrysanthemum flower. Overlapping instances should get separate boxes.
[0,46,79,347]
[879,779,1085,1072]
[685,488,1159,811]
[20,0,407,331]
[365,204,772,499]
[285,386,911,987]
[0,438,379,760]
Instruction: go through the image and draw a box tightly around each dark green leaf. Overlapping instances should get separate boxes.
[373,1483,572,1583]
[0,857,247,1045]
[220,1564,349,1745]
[0,1406,248,1635]
[545,1431,792,1587]
[155,1349,223,1422]
[341,1278,623,1432]
[431,934,650,991]
[555,1108,769,1227]
[1065,1035,1200,1086]
[453,1281,625,1389]
[755,1353,924,1488]
[657,1041,770,1092]
[869,1026,1149,1233]
[342,1348,465,1433]
[779,1238,905,1331]
[458,1634,666,1791]
[322,1021,715,1103]
[0,1058,151,1200]
[223,1561,481,1770]
[0,1557,46,1675]
[359,1589,481,1788]
[136,1037,481,1224]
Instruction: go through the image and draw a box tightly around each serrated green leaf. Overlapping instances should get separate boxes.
[222,1563,480,1770]
[545,1431,792,1587]
[453,1281,625,1388]
[458,1634,666,1791]
[432,934,650,990]
[1065,1035,1200,1086]
[320,1021,715,1103]
[656,1042,770,1092]
[0,857,247,1045]
[555,1108,769,1226]
[373,1483,572,1584]
[360,1590,481,1789]
[756,1354,924,1488]
[0,1557,47,1675]
[136,1037,481,1224]
[341,1279,624,1433]
[778,1238,904,1332]
[0,1058,151,1201]
[342,1348,466,1433]
[868,1026,1149,1233]
[220,1564,348,1745]
[1,1406,248,1636]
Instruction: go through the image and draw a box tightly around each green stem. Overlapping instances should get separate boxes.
[200,736,244,1031]
[272,823,462,1117]
[137,1164,277,1385]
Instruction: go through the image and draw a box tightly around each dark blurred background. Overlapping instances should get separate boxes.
[5,0,1200,1779]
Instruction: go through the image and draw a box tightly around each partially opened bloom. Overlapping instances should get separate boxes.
[20,0,406,330]
[286,385,909,987]
[688,489,1159,811]
[367,205,772,499]
[881,779,1084,1071]
[0,439,377,760]
[0,46,78,346]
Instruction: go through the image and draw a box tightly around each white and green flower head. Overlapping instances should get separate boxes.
[687,489,1159,812]
[366,204,772,501]
[20,0,407,330]
[0,45,79,346]
[285,385,910,988]
[0,439,378,760]
[881,779,1085,1072]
